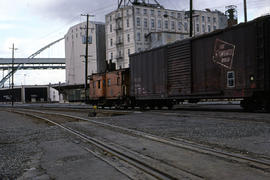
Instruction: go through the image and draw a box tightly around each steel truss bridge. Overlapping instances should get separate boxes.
[0,37,64,87]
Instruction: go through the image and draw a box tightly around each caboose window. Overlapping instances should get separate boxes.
[98,80,100,89]
[227,71,235,88]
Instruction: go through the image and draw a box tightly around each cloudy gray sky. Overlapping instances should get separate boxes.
[0,0,269,85]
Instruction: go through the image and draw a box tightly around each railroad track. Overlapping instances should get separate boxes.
[8,108,270,179]
[10,109,202,180]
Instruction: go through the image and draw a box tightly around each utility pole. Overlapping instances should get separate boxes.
[10,44,18,107]
[189,0,193,37]
[244,0,247,22]
[81,14,94,104]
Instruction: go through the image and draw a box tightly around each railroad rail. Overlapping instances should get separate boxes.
[10,108,270,173]
[11,109,202,180]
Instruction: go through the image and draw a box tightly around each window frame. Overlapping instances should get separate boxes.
[227,71,235,88]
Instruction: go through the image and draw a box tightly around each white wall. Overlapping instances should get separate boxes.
[65,22,104,85]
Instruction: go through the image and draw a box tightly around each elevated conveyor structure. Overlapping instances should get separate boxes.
[0,37,64,87]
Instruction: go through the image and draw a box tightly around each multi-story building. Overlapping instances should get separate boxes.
[105,1,228,69]
[65,21,106,85]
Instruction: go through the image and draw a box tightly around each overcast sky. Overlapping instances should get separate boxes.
[0,0,269,85]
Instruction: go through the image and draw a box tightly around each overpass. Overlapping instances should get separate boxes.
[0,37,64,87]
[0,58,65,70]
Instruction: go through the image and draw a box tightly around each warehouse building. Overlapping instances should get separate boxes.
[0,85,60,103]
[64,21,106,102]
[65,21,106,85]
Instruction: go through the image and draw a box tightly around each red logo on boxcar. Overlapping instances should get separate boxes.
[213,39,235,69]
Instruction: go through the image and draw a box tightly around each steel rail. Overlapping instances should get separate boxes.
[15,108,270,172]
[12,109,201,180]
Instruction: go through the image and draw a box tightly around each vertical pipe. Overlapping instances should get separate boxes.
[244,0,247,22]
[189,0,193,37]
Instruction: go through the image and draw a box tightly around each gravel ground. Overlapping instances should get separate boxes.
[28,106,270,159]
[0,110,129,180]
[0,111,47,179]
[60,109,270,158]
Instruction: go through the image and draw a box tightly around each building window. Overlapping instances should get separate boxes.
[196,16,199,22]
[213,17,216,23]
[93,81,95,88]
[208,16,211,23]
[107,79,111,87]
[158,19,162,28]
[144,18,148,28]
[171,21,175,30]
[202,24,205,32]
[136,17,141,26]
[110,24,112,32]
[151,9,155,16]
[82,36,92,44]
[118,50,121,57]
[143,9,147,15]
[128,49,130,55]
[136,8,140,15]
[196,24,199,32]
[110,16,112,21]
[110,39,113,46]
[127,34,130,42]
[202,16,205,22]
[118,36,121,44]
[213,26,216,30]
[184,22,188,31]
[178,22,182,30]
[126,9,129,15]
[164,20,168,29]
[158,10,161,16]
[177,13,181,19]
[127,18,129,28]
[110,52,113,60]
[171,12,175,18]
[227,71,235,87]
[151,19,155,28]
[137,32,141,41]
[208,25,211,32]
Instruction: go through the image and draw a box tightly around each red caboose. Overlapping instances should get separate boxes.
[89,68,130,108]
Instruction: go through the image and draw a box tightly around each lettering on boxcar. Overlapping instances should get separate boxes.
[212,39,235,69]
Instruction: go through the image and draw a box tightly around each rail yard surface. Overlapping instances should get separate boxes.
[1,105,270,179]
